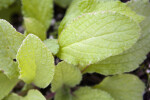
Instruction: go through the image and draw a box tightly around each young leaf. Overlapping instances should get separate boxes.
[94,74,145,100]
[73,87,114,100]
[3,93,23,100]
[51,61,82,92]
[0,72,18,100]
[55,87,72,100]
[22,0,53,30]
[0,0,15,10]
[44,39,59,55]
[23,90,46,100]
[54,0,73,8]
[57,11,141,66]
[58,0,144,34]
[0,19,25,78]
[24,18,46,41]
[16,34,55,88]
[82,2,150,75]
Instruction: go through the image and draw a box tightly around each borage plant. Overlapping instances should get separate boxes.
[0,0,150,100]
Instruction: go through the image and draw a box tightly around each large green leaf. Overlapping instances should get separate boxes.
[51,61,82,92]
[58,0,143,34]
[57,11,141,66]
[22,0,53,40]
[44,39,59,55]
[0,72,18,100]
[16,34,55,88]
[0,0,15,10]
[3,93,23,100]
[0,19,25,78]
[82,1,150,75]
[73,87,114,100]
[94,74,145,100]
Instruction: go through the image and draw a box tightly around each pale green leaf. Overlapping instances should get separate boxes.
[94,74,145,100]
[44,39,59,55]
[24,17,46,41]
[55,87,72,100]
[23,90,46,100]
[57,11,141,66]
[16,34,55,88]
[54,0,73,8]
[73,87,114,100]
[0,72,18,100]
[58,0,143,34]
[0,19,25,78]
[22,0,53,30]
[3,93,23,100]
[0,0,15,10]
[51,61,82,92]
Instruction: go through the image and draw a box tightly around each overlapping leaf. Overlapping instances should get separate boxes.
[57,11,141,66]
[0,0,15,10]
[44,39,59,55]
[0,72,18,100]
[16,34,55,88]
[94,74,145,100]
[0,19,25,78]
[3,93,23,100]
[51,61,82,92]
[54,0,73,8]
[73,87,114,100]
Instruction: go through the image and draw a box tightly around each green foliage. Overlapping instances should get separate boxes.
[54,0,73,8]
[0,72,18,100]
[44,39,59,55]
[51,61,82,92]
[3,93,23,100]
[94,74,145,100]
[22,0,53,40]
[0,0,15,10]
[0,19,25,78]
[16,34,55,88]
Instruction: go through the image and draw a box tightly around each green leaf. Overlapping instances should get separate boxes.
[82,3,150,75]
[94,74,145,100]
[23,90,46,100]
[127,0,150,17]
[24,18,46,41]
[22,0,53,30]
[54,0,73,8]
[58,0,144,34]
[0,0,15,10]
[0,19,25,78]
[3,93,23,100]
[55,87,72,100]
[44,39,59,55]
[73,87,114,100]
[57,11,141,66]
[0,72,18,100]
[16,34,55,88]
[51,61,82,92]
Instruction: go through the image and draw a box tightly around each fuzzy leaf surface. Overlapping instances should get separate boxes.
[17,34,55,88]
[3,93,23,100]
[58,12,141,66]
[0,73,18,100]
[73,87,114,100]
[55,88,72,100]
[51,61,82,92]
[95,74,145,100]
[44,39,59,55]
[0,19,25,78]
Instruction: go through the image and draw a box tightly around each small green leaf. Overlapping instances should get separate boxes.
[57,11,141,66]
[24,90,46,100]
[3,93,23,100]
[44,39,59,55]
[0,19,25,78]
[0,0,15,10]
[0,72,18,100]
[22,0,53,30]
[51,61,82,92]
[73,87,114,100]
[54,0,73,8]
[55,87,72,100]
[17,34,55,88]
[94,74,145,100]
[24,17,46,41]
